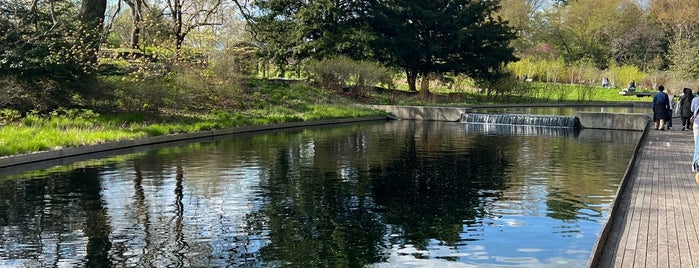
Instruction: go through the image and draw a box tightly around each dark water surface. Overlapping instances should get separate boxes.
[0,121,641,267]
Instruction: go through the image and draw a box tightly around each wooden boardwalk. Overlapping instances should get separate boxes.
[592,125,699,267]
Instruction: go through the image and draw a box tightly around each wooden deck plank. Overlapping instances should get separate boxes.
[666,153,682,268]
[592,126,699,268]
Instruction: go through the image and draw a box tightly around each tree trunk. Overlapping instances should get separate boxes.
[419,73,430,96]
[80,0,107,64]
[406,70,417,91]
[172,0,184,61]
[125,0,144,49]
[80,0,107,24]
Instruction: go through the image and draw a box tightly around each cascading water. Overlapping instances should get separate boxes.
[460,113,581,137]
[460,113,580,128]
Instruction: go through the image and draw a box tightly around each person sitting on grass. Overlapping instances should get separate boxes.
[628,80,636,91]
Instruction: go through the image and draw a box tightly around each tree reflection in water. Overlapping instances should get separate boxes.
[0,121,640,267]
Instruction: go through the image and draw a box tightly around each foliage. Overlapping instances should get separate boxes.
[609,18,666,70]
[0,0,104,112]
[607,64,644,88]
[247,0,306,77]
[506,57,567,83]
[667,37,699,79]
[8,0,699,141]
[209,42,260,77]
[307,57,394,97]
[366,0,518,92]
[543,0,644,69]
[248,0,517,92]
[650,0,699,41]
[567,59,598,86]
[0,109,21,125]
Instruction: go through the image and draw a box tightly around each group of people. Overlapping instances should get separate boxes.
[650,85,694,131]
[652,85,699,183]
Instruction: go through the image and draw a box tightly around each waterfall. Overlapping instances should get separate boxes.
[460,113,580,128]
[461,123,580,137]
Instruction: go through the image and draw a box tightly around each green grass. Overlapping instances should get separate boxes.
[0,125,141,156]
[0,79,389,157]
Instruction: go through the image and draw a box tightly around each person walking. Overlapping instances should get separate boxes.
[652,85,670,130]
[691,88,699,183]
[679,88,694,130]
[667,93,676,130]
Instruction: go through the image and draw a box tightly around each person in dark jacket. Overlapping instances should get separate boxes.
[652,85,670,130]
[679,87,694,130]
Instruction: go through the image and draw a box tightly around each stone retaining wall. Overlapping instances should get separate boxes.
[364,105,468,121]
[366,105,651,130]
[576,112,651,131]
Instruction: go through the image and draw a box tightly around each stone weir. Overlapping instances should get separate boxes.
[461,113,580,128]
[365,105,651,131]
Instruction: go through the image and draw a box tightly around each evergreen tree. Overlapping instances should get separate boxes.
[365,0,518,92]
[249,0,517,91]
[249,0,372,77]
[248,0,305,77]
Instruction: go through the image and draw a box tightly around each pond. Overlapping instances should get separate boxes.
[0,120,641,267]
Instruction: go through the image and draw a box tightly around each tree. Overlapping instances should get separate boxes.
[80,0,108,63]
[649,0,699,40]
[366,0,518,93]
[649,0,699,77]
[123,0,147,49]
[246,0,304,77]
[292,0,373,61]
[667,37,699,79]
[609,19,666,71]
[0,0,101,111]
[247,0,372,77]
[496,0,547,53]
[544,0,643,68]
[162,0,224,59]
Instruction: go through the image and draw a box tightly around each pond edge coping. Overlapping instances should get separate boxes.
[585,120,651,267]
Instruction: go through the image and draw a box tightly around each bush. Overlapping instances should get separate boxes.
[0,75,87,113]
[307,57,394,97]
[0,109,21,125]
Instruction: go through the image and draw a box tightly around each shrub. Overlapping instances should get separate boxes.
[307,57,394,97]
[0,75,88,113]
[0,109,21,125]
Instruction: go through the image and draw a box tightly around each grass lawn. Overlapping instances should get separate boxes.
[0,79,649,158]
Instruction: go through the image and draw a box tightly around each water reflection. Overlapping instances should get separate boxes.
[461,123,581,137]
[0,121,641,267]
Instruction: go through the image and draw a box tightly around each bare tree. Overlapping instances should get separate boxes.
[650,0,699,40]
[162,0,224,59]
[123,0,147,49]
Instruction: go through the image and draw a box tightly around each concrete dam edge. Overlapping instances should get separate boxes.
[364,104,652,131]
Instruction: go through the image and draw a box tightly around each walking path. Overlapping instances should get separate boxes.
[593,125,699,267]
